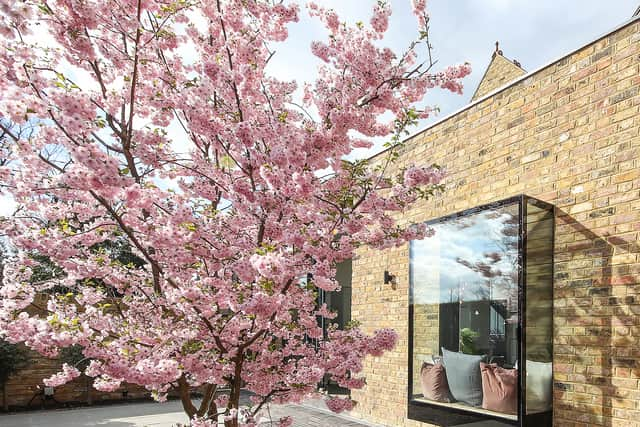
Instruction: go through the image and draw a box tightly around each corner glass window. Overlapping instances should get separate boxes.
[408,196,553,427]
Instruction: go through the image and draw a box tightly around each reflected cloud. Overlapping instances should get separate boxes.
[411,203,519,305]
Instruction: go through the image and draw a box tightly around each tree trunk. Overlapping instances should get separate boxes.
[178,375,197,420]
[196,384,217,418]
[225,355,244,427]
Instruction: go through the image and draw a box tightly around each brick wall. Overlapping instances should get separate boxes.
[1,294,151,410]
[1,345,150,410]
[349,18,640,427]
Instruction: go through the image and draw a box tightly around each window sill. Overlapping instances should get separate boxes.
[411,396,518,421]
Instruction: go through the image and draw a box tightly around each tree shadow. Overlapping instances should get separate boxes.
[553,209,637,426]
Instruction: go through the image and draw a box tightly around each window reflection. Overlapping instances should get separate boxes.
[410,202,520,419]
[524,200,554,415]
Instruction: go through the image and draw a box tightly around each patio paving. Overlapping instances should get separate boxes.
[0,399,385,427]
[262,399,382,427]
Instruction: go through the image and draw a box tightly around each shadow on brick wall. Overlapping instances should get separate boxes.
[554,210,638,426]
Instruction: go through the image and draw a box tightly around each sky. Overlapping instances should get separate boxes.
[1,1,639,217]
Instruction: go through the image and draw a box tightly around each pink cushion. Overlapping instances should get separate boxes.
[420,362,451,403]
[480,363,518,414]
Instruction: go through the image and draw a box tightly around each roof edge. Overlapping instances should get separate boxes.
[370,13,640,160]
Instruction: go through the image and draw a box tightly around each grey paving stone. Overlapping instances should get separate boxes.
[0,399,384,427]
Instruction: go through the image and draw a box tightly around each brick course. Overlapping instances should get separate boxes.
[349,18,640,427]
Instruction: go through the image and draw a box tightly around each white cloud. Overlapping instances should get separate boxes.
[411,206,520,304]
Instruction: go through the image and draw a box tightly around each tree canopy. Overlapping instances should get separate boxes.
[0,1,470,425]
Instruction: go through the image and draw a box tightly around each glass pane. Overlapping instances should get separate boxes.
[525,200,554,414]
[333,259,352,330]
[410,201,520,418]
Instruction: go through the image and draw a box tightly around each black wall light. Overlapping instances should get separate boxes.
[384,270,395,284]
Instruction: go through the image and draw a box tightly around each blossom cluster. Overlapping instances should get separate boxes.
[43,363,80,388]
[325,397,356,413]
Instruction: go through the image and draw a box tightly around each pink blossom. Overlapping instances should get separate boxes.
[371,3,392,34]
[191,417,217,427]
[324,10,340,32]
[368,328,399,356]
[403,165,445,187]
[215,394,229,409]
[315,303,337,319]
[310,41,331,62]
[125,185,142,204]
[93,376,122,392]
[325,397,355,413]
[339,377,366,389]
[43,363,80,387]
[412,0,427,16]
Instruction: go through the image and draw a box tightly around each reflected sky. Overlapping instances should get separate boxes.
[411,203,519,305]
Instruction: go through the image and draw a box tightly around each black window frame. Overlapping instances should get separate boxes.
[407,195,554,427]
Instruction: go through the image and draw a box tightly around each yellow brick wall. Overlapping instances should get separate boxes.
[349,19,640,427]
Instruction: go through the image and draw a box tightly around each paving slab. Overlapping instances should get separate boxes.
[0,399,385,427]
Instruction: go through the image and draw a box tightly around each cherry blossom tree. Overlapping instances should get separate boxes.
[0,1,470,425]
